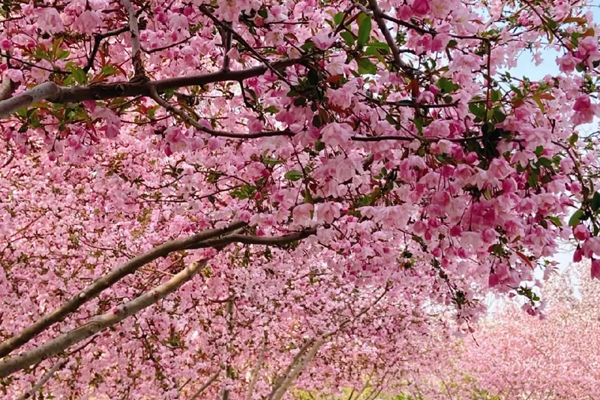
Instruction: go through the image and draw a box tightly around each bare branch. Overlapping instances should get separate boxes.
[188,370,221,400]
[244,336,267,400]
[0,259,210,378]
[0,82,60,119]
[84,26,129,73]
[199,5,293,86]
[121,0,145,78]
[15,359,67,400]
[149,85,294,139]
[0,228,317,378]
[366,0,412,73]
[0,221,245,359]
[269,338,325,400]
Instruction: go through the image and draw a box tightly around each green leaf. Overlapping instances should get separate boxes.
[569,134,579,146]
[535,145,544,156]
[340,31,355,46]
[510,85,523,98]
[568,209,585,227]
[71,68,86,84]
[100,65,119,76]
[365,41,390,55]
[284,170,303,181]
[548,216,562,227]
[468,103,485,119]
[591,192,600,211]
[357,15,372,48]
[307,69,320,86]
[538,157,553,168]
[357,57,376,75]
[437,77,457,94]
[56,50,70,60]
[333,12,345,26]
[264,105,279,114]
[527,171,539,188]
[493,108,506,123]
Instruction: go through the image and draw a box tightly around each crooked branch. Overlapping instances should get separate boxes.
[149,85,294,139]
[0,57,305,119]
[0,221,245,359]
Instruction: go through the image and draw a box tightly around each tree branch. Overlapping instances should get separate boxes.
[84,26,129,73]
[0,57,305,119]
[0,259,211,379]
[245,336,267,400]
[268,338,325,400]
[149,85,294,139]
[0,58,13,101]
[0,82,61,119]
[366,0,412,73]
[0,221,245,359]
[15,359,67,400]
[121,0,145,78]
[188,370,221,400]
[0,228,317,378]
[184,229,317,250]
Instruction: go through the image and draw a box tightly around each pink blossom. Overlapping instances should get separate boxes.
[316,202,341,224]
[321,123,353,147]
[293,203,314,225]
[312,31,336,50]
[412,0,431,16]
[37,8,64,33]
[556,53,578,73]
[571,95,600,126]
[592,259,600,280]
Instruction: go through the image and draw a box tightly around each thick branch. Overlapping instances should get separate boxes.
[0,259,211,379]
[0,221,245,359]
[15,359,67,400]
[0,82,60,119]
[121,0,145,77]
[245,337,267,400]
[366,0,412,73]
[185,229,317,250]
[0,58,304,118]
[0,66,13,101]
[269,338,325,400]
[0,228,317,378]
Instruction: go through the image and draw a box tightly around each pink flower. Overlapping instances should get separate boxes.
[591,259,600,280]
[450,225,463,237]
[0,39,10,50]
[577,36,599,58]
[74,10,102,34]
[574,225,591,241]
[571,95,600,126]
[432,34,450,52]
[316,202,341,224]
[312,31,336,51]
[412,0,431,16]
[293,203,314,225]
[321,123,353,147]
[573,248,582,262]
[37,8,64,33]
[556,53,578,73]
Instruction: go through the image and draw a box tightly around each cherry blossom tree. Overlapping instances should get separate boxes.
[0,0,599,398]
[404,262,600,400]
